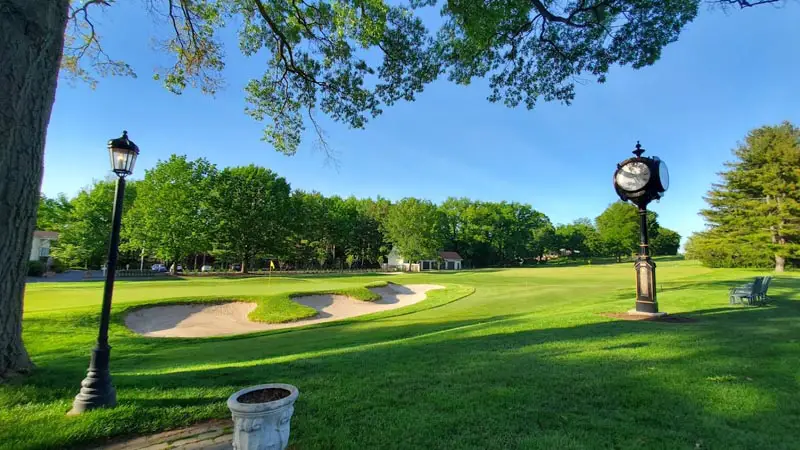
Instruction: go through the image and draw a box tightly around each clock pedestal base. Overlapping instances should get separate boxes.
[634,256,658,313]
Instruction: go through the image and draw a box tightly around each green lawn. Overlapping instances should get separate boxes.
[4,260,800,449]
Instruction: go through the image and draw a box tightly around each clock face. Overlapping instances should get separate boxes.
[659,160,669,191]
[615,161,651,192]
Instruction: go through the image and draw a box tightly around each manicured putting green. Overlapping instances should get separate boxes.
[3,260,799,450]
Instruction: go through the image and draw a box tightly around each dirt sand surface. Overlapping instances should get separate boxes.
[125,283,443,338]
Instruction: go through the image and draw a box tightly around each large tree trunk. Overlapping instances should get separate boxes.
[0,0,69,378]
[775,254,785,273]
[772,227,786,273]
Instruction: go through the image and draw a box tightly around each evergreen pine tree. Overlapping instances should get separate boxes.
[693,122,800,271]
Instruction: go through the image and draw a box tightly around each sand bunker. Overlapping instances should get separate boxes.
[125,283,443,338]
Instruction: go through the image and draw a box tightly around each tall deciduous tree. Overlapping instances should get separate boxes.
[385,198,445,262]
[555,218,600,258]
[595,202,659,261]
[210,165,292,273]
[36,193,73,232]
[0,0,69,377]
[52,179,137,269]
[441,198,554,265]
[690,122,800,270]
[650,227,681,256]
[125,156,216,273]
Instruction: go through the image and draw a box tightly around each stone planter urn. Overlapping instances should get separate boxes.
[227,383,299,450]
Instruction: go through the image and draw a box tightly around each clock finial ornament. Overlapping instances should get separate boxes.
[633,141,645,157]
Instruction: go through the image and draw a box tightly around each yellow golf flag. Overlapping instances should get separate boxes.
[269,260,275,270]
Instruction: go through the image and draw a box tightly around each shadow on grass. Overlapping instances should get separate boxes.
[106,276,191,284]
[610,275,800,301]
[10,290,800,449]
[524,255,687,270]
[118,300,799,449]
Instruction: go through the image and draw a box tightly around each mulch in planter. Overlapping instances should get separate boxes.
[238,388,291,404]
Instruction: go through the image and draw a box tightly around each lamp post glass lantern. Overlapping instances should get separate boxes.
[613,142,669,314]
[108,130,139,175]
[70,131,139,415]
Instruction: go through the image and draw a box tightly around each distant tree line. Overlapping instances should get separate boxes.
[686,122,800,271]
[38,155,681,273]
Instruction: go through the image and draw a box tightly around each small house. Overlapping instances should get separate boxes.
[383,247,410,271]
[439,251,463,270]
[30,231,58,262]
[419,251,464,271]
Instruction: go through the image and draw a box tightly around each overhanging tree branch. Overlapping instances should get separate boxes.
[715,0,784,7]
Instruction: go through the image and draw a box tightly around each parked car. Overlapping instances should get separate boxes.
[200,265,213,272]
[151,264,167,272]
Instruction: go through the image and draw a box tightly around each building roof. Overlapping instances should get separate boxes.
[33,231,59,240]
[439,251,463,260]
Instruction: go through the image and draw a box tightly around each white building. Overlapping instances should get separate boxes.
[383,247,411,271]
[30,231,58,262]
[385,248,464,271]
[420,251,463,271]
[438,251,463,270]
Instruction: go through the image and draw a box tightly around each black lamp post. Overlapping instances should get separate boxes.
[69,131,139,415]
[613,142,670,314]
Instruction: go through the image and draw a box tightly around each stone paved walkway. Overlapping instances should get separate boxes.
[91,419,233,450]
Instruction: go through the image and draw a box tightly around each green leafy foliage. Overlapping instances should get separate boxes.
[242,0,439,154]
[651,227,681,256]
[688,122,800,270]
[555,218,600,258]
[35,194,72,232]
[684,232,774,268]
[282,192,389,269]
[123,155,217,272]
[209,165,292,272]
[38,157,686,271]
[26,261,45,277]
[50,259,67,274]
[436,0,698,109]
[50,179,137,269]
[60,0,742,156]
[440,197,553,266]
[595,202,660,261]
[384,198,445,262]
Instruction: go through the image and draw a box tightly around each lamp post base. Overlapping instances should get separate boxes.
[68,345,116,415]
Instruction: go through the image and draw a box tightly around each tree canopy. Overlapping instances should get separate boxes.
[594,202,679,260]
[687,122,800,270]
[124,155,217,272]
[209,165,292,272]
[36,193,73,232]
[555,218,599,258]
[384,197,445,262]
[41,158,682,272]
[60,0,782,156]
[51,179,137,269]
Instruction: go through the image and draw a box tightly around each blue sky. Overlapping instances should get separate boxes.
[43,3,800,243]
